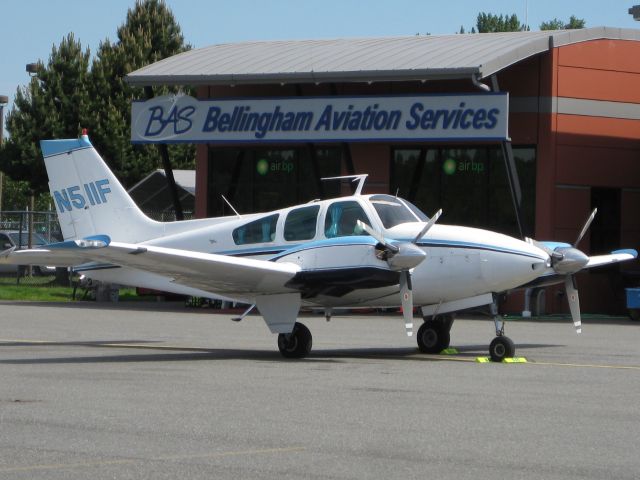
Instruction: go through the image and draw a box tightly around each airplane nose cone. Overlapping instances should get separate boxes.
[553,247,589,275]
[387,243,426,270]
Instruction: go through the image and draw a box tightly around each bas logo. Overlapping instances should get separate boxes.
[54,179,111,212]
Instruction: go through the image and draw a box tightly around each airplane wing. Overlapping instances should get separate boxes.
[0,236,301,298]
[517,249,638,289]
[585,249,638,268]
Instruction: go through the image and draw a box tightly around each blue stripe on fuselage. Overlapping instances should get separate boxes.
[414,239,547,260]
[218,235,546,262]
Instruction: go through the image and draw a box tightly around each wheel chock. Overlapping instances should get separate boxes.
[440,348,459,355]
[475,356,528,363]
[503,357,527,363]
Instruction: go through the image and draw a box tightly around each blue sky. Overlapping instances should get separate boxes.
[1,0,638,118]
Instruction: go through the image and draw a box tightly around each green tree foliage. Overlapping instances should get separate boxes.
[2,176,52,211]
[476,13,527,33]
[1,33,90,194]
[540,15,586,30]
[0,0,194,197]
[88,0,194,187]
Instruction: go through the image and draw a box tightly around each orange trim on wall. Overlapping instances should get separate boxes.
[558,66,640,103]
[556,114,640,141]
[558,39,640,74]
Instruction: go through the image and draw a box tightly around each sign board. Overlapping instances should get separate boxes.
[131,93,509,144]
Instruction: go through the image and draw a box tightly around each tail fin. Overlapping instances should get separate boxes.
[42,133,158,242]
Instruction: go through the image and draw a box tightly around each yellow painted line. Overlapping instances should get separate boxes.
[0,339,214,353]
[0,459,136,473]
[0,446,306,473]
[527,360,640,371]
[3,339,640,370]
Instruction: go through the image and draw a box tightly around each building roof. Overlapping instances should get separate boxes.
[126,27,640,87]
[128,169,195,213]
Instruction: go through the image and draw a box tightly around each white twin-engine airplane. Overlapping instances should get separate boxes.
[1,133,637,360]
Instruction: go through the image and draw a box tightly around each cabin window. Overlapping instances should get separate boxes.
[324,201,370,238]
[370,194,428,229]
[232,214,279,245]
[284,205,320,241]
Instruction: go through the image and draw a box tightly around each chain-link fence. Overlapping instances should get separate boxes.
[0,209,194,286]
[142,209,194,221]
[0,210,67,286]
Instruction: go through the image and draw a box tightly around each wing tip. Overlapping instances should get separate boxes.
[48,234,111,250]
[611,249,638,259]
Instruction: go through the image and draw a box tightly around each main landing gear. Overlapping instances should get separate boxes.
[416,298,516,361]
[277,322,312,358]
[416,314,454,353]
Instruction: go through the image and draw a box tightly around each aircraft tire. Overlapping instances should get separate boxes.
[417,322,450,354]
[278,322,312,358]
[489,336,515,362]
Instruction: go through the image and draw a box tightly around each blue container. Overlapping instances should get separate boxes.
[626,288,640,309]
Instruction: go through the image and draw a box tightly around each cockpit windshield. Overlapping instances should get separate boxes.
[369,195,429,229]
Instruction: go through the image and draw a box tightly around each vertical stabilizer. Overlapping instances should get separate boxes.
[42,134,159,242]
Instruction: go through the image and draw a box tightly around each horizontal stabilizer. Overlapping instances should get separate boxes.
[0,235,112,268]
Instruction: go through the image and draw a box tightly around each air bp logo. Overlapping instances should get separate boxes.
[443,158,457,175]
[256,158,269,176]
[442,158,485,175]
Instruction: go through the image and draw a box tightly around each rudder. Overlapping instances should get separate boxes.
[42,133,159,243]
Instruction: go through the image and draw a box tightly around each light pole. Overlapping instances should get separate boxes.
[0,94,8,215]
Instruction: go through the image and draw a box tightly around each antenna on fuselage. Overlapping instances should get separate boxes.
[221,195,242,218]
[321,174,368,196]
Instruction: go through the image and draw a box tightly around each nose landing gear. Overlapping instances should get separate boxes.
[489,297,515,362]
[489,335,515,362]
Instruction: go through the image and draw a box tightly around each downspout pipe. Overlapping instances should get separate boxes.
[471,74,491,92]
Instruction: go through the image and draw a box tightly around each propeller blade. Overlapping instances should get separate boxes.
[357,220,399,254]
[574,208,597,248]
[413,209,442,244]
[564,275,582,334]
[399,271,414,337]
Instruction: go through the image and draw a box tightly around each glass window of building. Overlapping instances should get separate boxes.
[208,147,342,217]
[391,146,535,237]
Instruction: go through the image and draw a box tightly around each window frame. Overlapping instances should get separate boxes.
[283,205,320,242]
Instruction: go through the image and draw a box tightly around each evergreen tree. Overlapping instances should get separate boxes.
[0,0,193,203]
[88,0,194,189]
[540,15,586,30]
[0,33,90,194]
[476,13,526,33]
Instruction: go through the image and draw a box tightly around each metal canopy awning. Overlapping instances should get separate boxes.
[128,169,195,213]
[126,27,640,87]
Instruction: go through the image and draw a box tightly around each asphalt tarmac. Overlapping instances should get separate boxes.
[0,301,639,480]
